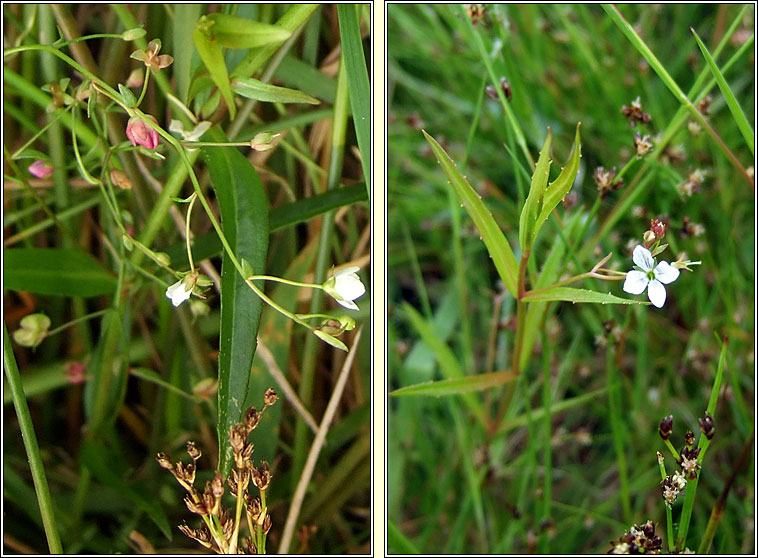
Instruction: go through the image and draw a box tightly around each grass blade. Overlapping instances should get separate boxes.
[691,28,754,155]
[202,127,269,474]
[390,369,516,397]
[338,4,371,197]
[3,324,62,553]
[422,130,519,297]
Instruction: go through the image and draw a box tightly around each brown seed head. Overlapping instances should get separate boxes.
[263,388,278,408]
[186,441,201,461]
[245,407,261,432]
[658,415,673,440]
[252,460,271,491]
[621,96,651,126]
[229,423,247,453]
[156,452,173,470]
[184,495,208,516]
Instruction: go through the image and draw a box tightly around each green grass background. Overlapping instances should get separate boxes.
[387,4,754,554]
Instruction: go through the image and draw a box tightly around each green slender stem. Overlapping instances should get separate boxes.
[185,193,197,273]
[45,309,109,338]
[185,141,251,147]
[663,438,680,460]
[3,324,63,553]
[228,479,244,554]
[657,453,674,552]
[135,64,150,107]
[2,146,68,241]
[11,103,73,159]
[3,44,122,101]
[53,33,125,48]
[259,489,268,554]
[247,275,323,290]
[675,337,728,551]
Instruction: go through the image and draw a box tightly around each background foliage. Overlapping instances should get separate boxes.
[4,4,370,554]
[387,4,754,554]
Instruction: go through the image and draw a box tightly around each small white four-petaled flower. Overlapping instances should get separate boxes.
[623,245,679,308]
[322,266,366,311]
[166,273,197,307]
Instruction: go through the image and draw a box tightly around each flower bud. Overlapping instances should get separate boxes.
[28,159,53,178]
[698,412,715,440]
[121,27,146,41]
[250,131,280,152]
[13,313,51,348]
[658,415,673,441]
[110,169,132,190]
[126,115,160,149]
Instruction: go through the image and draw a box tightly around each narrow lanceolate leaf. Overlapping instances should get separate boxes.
[522,287,649,304]
[193,23,236,119]
[231,77,320,104]
[519,129,552,252]
[338,4,371,198]
[691,28,754,155]
[537,123,582,226]
[4,248,116,297]
[390,370,516,398]
[202,127,269,475]
[204,13,292,49]
[422,130,519,297]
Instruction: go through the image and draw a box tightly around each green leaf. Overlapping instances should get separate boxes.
[231,5,320,79]
[522,287,650,304]
[231,77,320,104]
[173,4,203,102]
[519,128,552,252]
[691,28,754,155]
[193,23,236,119]
[80,438,171,539]
[536,123,582,227]
[390,369,516,398]
[274,55,336,104]
[338,4,371,198]
[422,130,519,297]
[205,13,291,49]
[202,127,269,475]
[4,248,116,297]
[117,83,136,108]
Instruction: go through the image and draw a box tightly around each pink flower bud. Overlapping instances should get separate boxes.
[28,159,53,178]
[126,115,159,149]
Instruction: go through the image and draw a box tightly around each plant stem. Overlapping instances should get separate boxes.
[247,275,322,290]
[657,453,674,552]
[135,64,150,107]
[3,323,63,553]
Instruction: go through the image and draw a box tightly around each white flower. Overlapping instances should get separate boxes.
[166,274,196,307]
[322,266,366,311]
[623,245,679,308]
[169,120,211,142]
